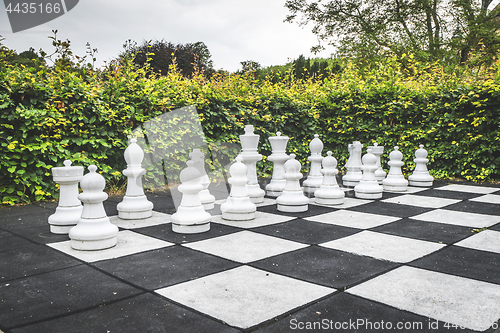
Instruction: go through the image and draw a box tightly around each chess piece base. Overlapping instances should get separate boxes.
[409,180,433,187]
[382,184,408,192]
[48,205,83,234]
[117,195,154,220]
[277,203,308,212]
[172,222,210,234]
[69,216,119,251]
[171,206,211,234]
[355,191,383,199]
[315,197,344,205]
[221,197,256,221]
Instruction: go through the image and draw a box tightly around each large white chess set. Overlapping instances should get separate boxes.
[47,124,433,251]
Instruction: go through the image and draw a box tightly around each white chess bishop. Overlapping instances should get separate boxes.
[408,144,434,187]
[221,155,256,220]
[171,160,211,234]
[265,132,290,197]
[354,149,384,199]
[302,134,324,196]
[314,151,344,205]
[277,154,309,212]
[48,160,84,234]
[69,165,119,251]
[117,138,154,219]
[240,125,265,203]
[342,141,363,186]
[382,146,408,191]
[367,142,386,184]
[189,148,216,209]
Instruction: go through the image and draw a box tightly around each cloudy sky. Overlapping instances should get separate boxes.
[0,0,332,72]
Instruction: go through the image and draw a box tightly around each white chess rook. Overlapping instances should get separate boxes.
[69,165,119,251]
[240,125,265,203]
[277,154,309,212]
[303,134,324,196]
[265,132,290,197]
[382,146,408,191]
[342,141,363,186]
[355,148,384,199]
[368,142,386,184]
[189,148,216,209]
[409,144,434,187]
[117,138,154,219]
[171,160,211,234]
[314,151,344,205]
[48,160,84,234]
[221,155,257,220]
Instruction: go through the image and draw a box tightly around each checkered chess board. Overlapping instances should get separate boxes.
[1,181,500,332]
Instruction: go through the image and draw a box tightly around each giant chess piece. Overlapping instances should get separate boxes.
[221,155,256,220]
[342,141,363,186]
[382,146,408,191]
[409,144,434,187]
[117,138,154,219]
[69,165,119,250]
[171,160,211,234]
[240,125,265,203]
[265,132,290,197]
[277,154,309,212]
[189,148,216,209]
[48,160,84,234]
[355,149,384,199]
[368,142,386,184]
[303,134,324,196]
[314,151,344,205]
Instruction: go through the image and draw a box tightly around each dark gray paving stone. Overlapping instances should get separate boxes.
[0,265,142,329]
[370,219,475,244]
[251,246,398,289]
[0,231,35,251]
[252,218,361,245]
[443,200,500,216]
[0,204,52,218]
[413,188,481,200]
[92,246,240,290]
[11,226,70,245]
[133,221,242,244]
[31,201,58,210]
[347,201,433,218]
[410,245,500,285]
[0,245,81,282]
[253,292,476,333]
[10,293,240,333]
[491,223,500,231]
[0,211,52,231]
[257,204,337,218]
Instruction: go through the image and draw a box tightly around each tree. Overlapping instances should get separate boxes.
[285,0,500,64]
[120,39,214,77]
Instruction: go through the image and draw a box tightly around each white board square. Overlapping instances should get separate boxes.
[455,230,500,254]
[410,209,500,228]
[381,194,460,208]
[305,210,400,229]
[435,184,498,194]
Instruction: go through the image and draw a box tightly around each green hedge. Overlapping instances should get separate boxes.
[1,54,500,205]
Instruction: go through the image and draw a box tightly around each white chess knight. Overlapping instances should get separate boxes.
[221,155,256,220]
[302,134,324,196]
[277,154,309,212]
[189,148,216,209]
[171,160,211,234]
[69,165,119,251]
[265,132,290,197]
[382,146,408,191]
[354,149,384,199]
[48,160,84,234]
[117,138,154,219]
[239,125,265,203]
[342,141,363,186]
[314,151,344,205]
[367,142,386,184]
[409,144,434,187]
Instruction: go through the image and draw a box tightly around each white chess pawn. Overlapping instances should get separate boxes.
[265,132,290,197]
[409,144,434,187]
[189,148,216,209]
[342,141,363,186]
[368,142,386,184]
[277,154,309,212]
[221,155,256,220]
[117,138,154,219]
[355,149,384,199]
[314,151,344,205]
[240,125,265,203]
[303,134,324,196]
[48,160,84,234]
[171,160,211,234]
[69,165,119,250]
[382,146,408,191]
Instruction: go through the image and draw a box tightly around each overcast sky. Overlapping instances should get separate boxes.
[0,0,333,72]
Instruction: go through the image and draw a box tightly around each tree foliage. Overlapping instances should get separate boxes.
[285,0,500,65]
